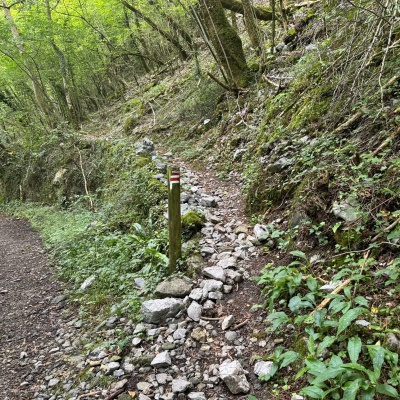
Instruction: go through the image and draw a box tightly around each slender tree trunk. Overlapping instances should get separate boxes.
[123,9,150,74]
[121,1,190,61]
[44,0,81,126]
[199,0,251,88]
[230,10,238,32]
[271,0,276,53]
[2,0,52,118]
[279,0,288,32]
[242,0,261,51]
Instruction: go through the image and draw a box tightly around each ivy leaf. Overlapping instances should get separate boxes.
[348,336,362,363]
[289,295,312,313]
[314,308,327,327]
[329,355,343,368]
[337,307,366,336]
[332,222,342,233]
[266,312,289,330]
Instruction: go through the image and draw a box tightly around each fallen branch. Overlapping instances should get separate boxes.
[333,107,366,134]
[104,389,124,400]
[75,145,94,210]
[334,76,399,134]
[310,279,351,316]
[371,216,400,243]
[232,317,250,330]
[372,126,400,156]
[200,316,225,321]
[262,74,280,88]
[77,391,102,399]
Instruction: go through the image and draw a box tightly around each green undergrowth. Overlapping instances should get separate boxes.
[1,201,169,320]
[0,132,172,320]
[252,242,400,399]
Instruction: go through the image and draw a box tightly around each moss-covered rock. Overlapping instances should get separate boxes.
[135,156,152,168]
[182,210,206,238]
[333,228,363,250]
[123,116,137,133]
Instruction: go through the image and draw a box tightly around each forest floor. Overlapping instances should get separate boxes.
[0,158,291,400]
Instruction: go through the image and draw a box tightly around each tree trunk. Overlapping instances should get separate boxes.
[2,0,52,117]
[121,1,190,61]
[230,10,238,32]
[221,0,274,21]
[44,0,81,126]
[123,8,150,74]
[200,0,251,88]
[242,0,261,50]
[271,0,276,53]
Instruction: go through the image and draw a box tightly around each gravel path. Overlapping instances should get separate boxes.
[0,161,280,400]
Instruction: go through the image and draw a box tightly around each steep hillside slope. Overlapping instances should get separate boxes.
[1,1,400,398]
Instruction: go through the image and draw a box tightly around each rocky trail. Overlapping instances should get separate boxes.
[0,151,289,400]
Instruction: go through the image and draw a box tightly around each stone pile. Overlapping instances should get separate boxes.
[29,157,301,400]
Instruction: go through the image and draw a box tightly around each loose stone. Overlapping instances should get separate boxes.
[172,378,191,393]
[254,361,274,377]
[187,302,202,322]
[151,351,172,368]
[219,359,250,394]
[221,315,234,331]
[188,392,207,400]
[191,327,207,342]
[141,298,183,324]
[203,266,226,282]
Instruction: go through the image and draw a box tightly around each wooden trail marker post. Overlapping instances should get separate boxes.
[167,166,181,273]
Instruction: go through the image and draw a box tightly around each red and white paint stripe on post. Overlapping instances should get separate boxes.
[169,170,180,190]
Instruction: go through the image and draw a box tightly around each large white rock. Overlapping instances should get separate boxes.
[254,360,274,377]
[141,298,183,324]
[151,351,172,368]
[202,279,223,294]
[200,196,218,207]
[79,276,96,291]
[189,288,204,302]
[203,266,226,282]
[332,201,360,222]
[219,359,250,394]
[172,378,191,393]
[221,315,234,331]
[187,301,202,321]
[253,224,269,242]
[155,278,193,298]
[217,257,237,269]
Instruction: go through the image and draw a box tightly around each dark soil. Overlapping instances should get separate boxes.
[0,216,67,400]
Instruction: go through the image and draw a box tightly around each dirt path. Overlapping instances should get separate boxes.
[0,158,279,400]
[0,216,69,399]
